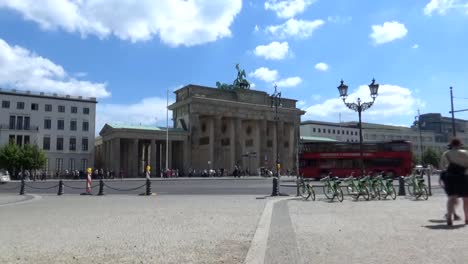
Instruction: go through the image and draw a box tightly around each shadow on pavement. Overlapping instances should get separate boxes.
[423,223,465,230]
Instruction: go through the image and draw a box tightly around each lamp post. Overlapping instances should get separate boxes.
[449,86,468,138]
[338,79,379,176]
[415,110,423,165]
[271,84,281,196]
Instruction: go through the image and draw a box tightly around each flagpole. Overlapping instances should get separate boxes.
[166,88,169,173]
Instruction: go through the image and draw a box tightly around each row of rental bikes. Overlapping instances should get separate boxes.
[297,171,429,202]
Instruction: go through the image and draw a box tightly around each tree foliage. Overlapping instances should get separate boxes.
[0,143,47,175]
[422,147,440,168]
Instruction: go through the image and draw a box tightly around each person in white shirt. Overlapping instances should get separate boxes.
[439,138,468,225]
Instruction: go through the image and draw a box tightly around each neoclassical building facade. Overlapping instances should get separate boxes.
[96,84,304,176]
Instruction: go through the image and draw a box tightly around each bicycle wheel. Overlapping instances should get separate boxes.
[337,188,344,202]
[323,184,334,199]
[299,183,309,200]
[308,184,316,201]
[407,183,415,196]
[361,186,370,201]
[389,185,397,200]
[420,185,429,200]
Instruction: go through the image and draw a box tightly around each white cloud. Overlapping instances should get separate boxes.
[412,44,419,49]
[370,21,408,45]
[266,18,324,39]
[0,0,242,47]
[314,62,329,71]
[423,0,468,15]
[250,82,256,88]
[264,0,315,18]
[303,84,425,122]
[312,94,321,101]
[254,41,290,60]
[297,100,306,107]
[0,38,109,98]
[249,67,279,82]
[276,76,302,87]
[97,96,175,133]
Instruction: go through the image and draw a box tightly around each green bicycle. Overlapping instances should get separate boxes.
[321,176,344,202]
[360,175,381,200]
[297,175,316,201]
[343,176,370,201]
[374,174,397,200]
[405,174,429,200]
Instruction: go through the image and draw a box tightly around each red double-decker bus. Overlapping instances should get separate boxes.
[299,140,413,179]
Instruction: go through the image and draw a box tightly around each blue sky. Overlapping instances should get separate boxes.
[1,0,468,133]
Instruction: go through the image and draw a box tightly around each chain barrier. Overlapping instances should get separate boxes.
[103,182,147,192]
[24,183,59,190]
[0,184,21,191]
[62,182,86,190]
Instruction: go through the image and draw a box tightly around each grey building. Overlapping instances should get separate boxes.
[0,88,97,176]
[417,113,467,143]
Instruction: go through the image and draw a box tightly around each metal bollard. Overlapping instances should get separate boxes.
[57,180,64,195]
[145,179,152,195]
[271,177,279,196]
[398,176,406,196]
[296,175,300,197]
[426,171,432,196]
[97,179,105,196]
[19,179,25,195]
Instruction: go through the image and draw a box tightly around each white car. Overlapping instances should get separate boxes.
[0,169,11,183]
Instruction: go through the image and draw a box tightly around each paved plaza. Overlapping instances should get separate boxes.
[0,187,466,264]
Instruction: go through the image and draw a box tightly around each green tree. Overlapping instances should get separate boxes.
[422,147,440,168]
[0,143,47,178]
[0,143,22,176]
[21,144,47,171]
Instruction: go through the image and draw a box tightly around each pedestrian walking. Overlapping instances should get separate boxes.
[439,138,468,226]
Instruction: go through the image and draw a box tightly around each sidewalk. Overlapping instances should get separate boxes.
[287,196,467,264]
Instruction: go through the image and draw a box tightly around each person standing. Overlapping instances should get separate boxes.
[440,138,468,226]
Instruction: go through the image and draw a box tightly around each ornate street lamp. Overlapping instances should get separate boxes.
[338,79,379,176]
[271,84,282,196]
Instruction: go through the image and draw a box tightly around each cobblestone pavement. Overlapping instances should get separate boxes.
[288,195,468,264]
[0,194,266,264]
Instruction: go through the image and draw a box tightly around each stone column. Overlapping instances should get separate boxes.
[111,138,120,175]
[234,118,243,168]
[208,117,215,171]
[260,119,267,169]
[213,116,222,169]
[168,140,173,170]
[131,139,138,177]
[289,123,295,172]
[150,139,157,177]
[278,121,284,166]
[229,118,236,172]
[255,120,261,173]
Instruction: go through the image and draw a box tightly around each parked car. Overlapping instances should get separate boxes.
[0,169,11,184]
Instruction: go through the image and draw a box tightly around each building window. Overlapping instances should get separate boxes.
[16,135,23,146]
[24,116,30,130]
[82,121,89,131]
[56,158,63,173]
[58,105,65,113]
[45,104,52,112]
[328,129,331,133]
[71,106,78,113]
[2,100,10,108]
[9,115,15,129]
[83,107,90,115]
[44,119,51,129]
[69,159,75,171]
[346,131,349,135]
[17,102,25,109]
[82,138,88,151]
[81,159,88,171]
[318,128,321,133]
[333,129,336,134]
[57,120,64,130]
[31,103,39,111]
[16,116,23,130]
[24,135,30,145]
[69,138,76,151]
[313,128,316,132]
[70,120,77,131]
[56,137,63,151]
[43,137,50,150]
[9,135,15,144]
